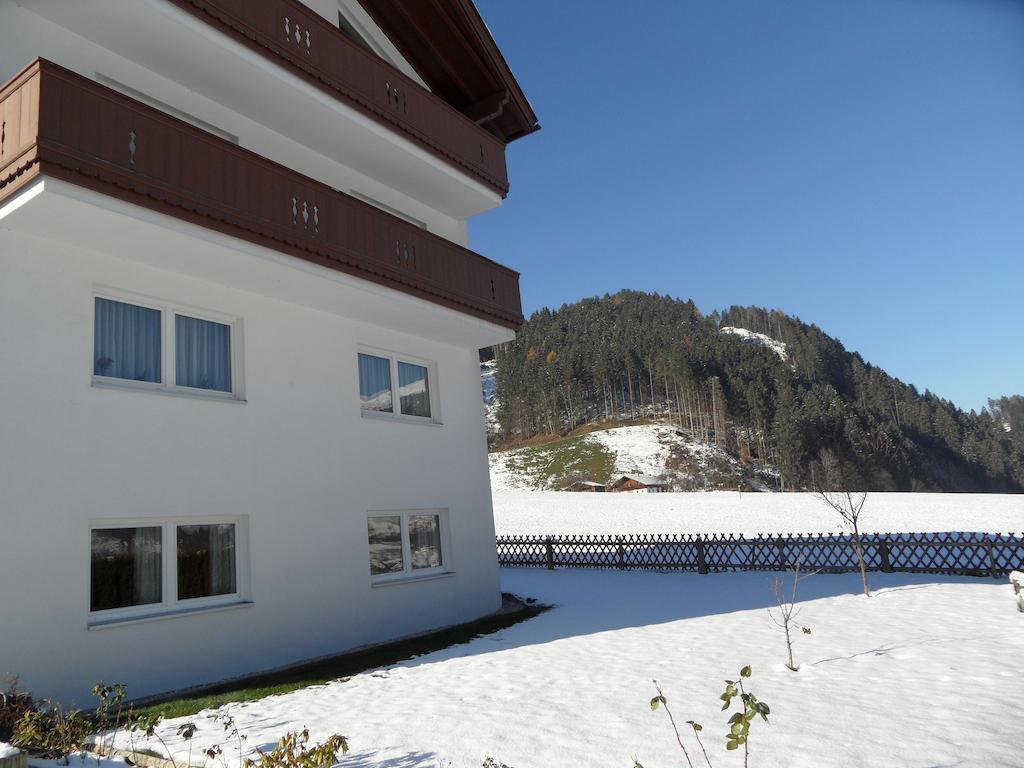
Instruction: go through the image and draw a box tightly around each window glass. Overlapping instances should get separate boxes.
[408,514,442,570]
[177,524,237,600]
[398,361,430,418]
[90,527,163,611]
[94,298,162,383]
[359,353,393,412]
[176,315,232,392]
[367,516,404,575]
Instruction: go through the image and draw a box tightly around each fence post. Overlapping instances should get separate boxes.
[776,536,787,571]
[985,537,999,579]
[878,537,893,573]
[544,537,555,570]
[616,538,625,570]
[696,538,708,575]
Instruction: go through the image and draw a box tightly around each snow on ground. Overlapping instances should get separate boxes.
[121,569,1024,768]
[0,743,22,759]
[492,490,1024,536]
[719,326,788,361]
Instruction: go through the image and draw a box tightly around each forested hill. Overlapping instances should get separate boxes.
[489,291,1024,492]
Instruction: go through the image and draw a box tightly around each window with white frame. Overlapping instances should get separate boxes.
[93,293,242,399]
[358,350,436,421]
[367,511,447,579]
[89,519,246,619]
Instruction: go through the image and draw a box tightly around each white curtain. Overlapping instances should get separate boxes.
[176,315,232,392]
[94,298,162,382]
[177,524,237,599]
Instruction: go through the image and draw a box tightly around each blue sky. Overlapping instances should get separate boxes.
[470,0,1024,413]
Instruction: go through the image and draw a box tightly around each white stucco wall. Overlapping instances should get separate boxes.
[0,217,504,705]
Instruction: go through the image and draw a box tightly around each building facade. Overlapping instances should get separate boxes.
[0,0,537,704]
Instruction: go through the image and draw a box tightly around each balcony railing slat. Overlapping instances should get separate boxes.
[0,60,522,329]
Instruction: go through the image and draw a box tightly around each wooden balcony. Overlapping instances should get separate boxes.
[0,60,523,329]
[166,0,511,195]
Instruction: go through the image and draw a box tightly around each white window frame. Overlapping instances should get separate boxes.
[88,515,250,625]
[92,287,245,402]
[367,508,452,585]
[358,345,441,425]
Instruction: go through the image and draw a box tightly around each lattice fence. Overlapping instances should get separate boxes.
[495,532,1024,577]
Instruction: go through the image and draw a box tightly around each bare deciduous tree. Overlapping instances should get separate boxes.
[811,451,871,597]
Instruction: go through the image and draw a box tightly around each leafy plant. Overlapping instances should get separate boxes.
[242,728,348,768]
[11,702,93,763]
[718,666,770,766]
[0,675,34,742]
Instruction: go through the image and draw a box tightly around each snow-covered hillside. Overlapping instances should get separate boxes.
[480,360,499,433]
[492,490,1024,536]
[489,423,776,492]
[720,326,788,361]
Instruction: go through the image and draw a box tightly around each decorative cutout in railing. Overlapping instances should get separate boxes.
[495,532,1024,578]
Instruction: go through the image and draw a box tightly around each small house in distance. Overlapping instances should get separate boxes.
[610,475,667,493]
[565,481,606,492]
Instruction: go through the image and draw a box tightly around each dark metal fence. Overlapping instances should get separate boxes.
[495,532,1024,578]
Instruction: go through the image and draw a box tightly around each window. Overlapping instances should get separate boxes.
[358,349,437,421]
[175,315,232,393]
[367,511,447,581]
[93,292,242,400]
[90,526,163,611]
[89,518,246,621]
[177,524,237,600]
[94,298,162,383]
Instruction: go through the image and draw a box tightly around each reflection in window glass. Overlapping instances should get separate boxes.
[90,527,163,611]
[358,353,393,412]
[177,524,237,600]
[368,516,404,575]
[408,514,442,570]
[398,361,430,418]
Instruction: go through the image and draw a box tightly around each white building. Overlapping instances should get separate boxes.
[0,0,538,704]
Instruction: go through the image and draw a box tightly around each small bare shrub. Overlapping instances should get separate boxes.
[768,558,815,671]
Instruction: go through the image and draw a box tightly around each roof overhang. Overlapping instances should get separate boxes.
[358,0,540,143]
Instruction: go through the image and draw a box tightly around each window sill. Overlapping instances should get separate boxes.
[87,600,254,630]
[370,571,455,588]
[360,410,442,427]
[92,377,246,404]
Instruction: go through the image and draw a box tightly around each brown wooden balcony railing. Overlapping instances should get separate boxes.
[166,0,511,195]
[0,60,523,329]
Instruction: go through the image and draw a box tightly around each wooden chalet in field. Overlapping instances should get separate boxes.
[610,475,667,493]
[565,481,606,492]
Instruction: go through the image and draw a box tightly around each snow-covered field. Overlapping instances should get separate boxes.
[120,569,1024,768]
[492,490,1023,536]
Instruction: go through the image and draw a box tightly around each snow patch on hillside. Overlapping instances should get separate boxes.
[490,423,776,492]
[720,326,788,361]
[481,360,499,433]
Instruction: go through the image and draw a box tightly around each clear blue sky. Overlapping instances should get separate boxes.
[470,0,1024,413]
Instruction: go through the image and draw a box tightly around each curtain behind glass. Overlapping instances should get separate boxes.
[408,514,442,569]
[176,315,232,392]
[177,524,237,600]
[90,527,162,611]
[359,353,393,412]
[94,298,162,382]
[398,362,430,417]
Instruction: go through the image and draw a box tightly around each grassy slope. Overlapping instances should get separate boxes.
[496,432,616,489]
